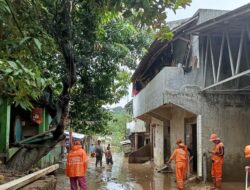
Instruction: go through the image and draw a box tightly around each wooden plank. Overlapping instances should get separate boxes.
[0,164,59,190]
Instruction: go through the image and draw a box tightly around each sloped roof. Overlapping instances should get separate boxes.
[64,130,85,139]
[188,4,250,34]
[131,8,229,82]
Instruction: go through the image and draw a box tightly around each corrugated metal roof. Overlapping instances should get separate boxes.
[64,130,85,139]
[188,3,250,34]
[131,8,229,82]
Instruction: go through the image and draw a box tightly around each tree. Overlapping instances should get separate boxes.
[1,0,191,171]
[107,107,131,146]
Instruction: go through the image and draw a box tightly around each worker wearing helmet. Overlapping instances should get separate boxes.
[66,141,88,190]
[168,142,188,190]
[209,133,224,190]
[176,139,193,179]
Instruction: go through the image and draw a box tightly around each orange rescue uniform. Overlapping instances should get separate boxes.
[183,145,189,179]
[211,142,224,188]
[169,147,188,190]
[66,144,88,177]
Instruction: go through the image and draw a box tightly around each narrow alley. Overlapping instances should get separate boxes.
[56,152,244,190]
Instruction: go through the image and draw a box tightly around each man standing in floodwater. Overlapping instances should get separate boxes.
[95,140,104,167]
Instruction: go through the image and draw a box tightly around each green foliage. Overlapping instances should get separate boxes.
[0,0,191,133]
[0,0,59,109]
[0,60,50,109]
[107,108,131,145]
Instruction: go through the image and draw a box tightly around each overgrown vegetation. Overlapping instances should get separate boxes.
[0,0,191,171]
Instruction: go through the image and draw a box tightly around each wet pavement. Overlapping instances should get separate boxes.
[56,152,244,190]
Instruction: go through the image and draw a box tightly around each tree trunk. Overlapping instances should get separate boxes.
[6,0,76,172]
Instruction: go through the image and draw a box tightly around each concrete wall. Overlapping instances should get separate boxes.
[134,68,250,180]
[165,90,250,180]
[170,107,185,153]
[133,66,203,118]
[151,117,164,166]
[127,119,146,133]
[201,99,250,181]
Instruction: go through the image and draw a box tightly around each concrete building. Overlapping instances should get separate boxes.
[132,4,250,181]
[127,119,148,151]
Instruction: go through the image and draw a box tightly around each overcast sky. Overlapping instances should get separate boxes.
[167,0,250,21]
[111,1,250,108]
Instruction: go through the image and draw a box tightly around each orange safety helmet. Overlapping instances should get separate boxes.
[209,133,220,141]
[176,139,182,145]
[245,145,250,158]
[74,141,81,145]
[178,143,185,148]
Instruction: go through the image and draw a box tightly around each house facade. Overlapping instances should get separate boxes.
[0,98,62,168]
[127,118,148,151]
[132,4,250,181]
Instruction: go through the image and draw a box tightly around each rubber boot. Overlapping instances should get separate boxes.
[215,178,222,189]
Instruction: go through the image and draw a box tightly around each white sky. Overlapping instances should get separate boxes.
[110,1,250,108]
[167,0,250,21]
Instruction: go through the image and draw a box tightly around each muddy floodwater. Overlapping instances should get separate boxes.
[87,152,175,190]
[56,152,244,190]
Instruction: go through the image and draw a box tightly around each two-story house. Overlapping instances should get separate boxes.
[132,4,250,181]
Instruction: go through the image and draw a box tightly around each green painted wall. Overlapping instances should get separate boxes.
[44,109,52,131]
[38,109,62,168]
[0,98,10,153]
[39,109,52,132]
[38,109,46,133]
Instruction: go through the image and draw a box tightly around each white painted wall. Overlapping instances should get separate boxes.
[126,119,146,133]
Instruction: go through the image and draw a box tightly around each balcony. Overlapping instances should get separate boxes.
[133,66,201,117]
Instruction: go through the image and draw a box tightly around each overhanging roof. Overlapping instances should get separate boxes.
[131,17,198,82]
[131,39,169,81]
[188,3,250,35]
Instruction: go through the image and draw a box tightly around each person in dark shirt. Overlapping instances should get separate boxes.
[95,140,103,167]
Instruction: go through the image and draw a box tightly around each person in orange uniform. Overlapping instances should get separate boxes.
[176,139,191,179]
[244,145,250,190]
[209,133,224,190]
[66,141,88,190]
[168,143,188,190]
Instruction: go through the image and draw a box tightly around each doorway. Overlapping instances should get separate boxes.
[164,125,170,161]
[185,118,197,174]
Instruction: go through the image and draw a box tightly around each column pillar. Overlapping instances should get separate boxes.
[197,114,202,177]
[151,117,164,166]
